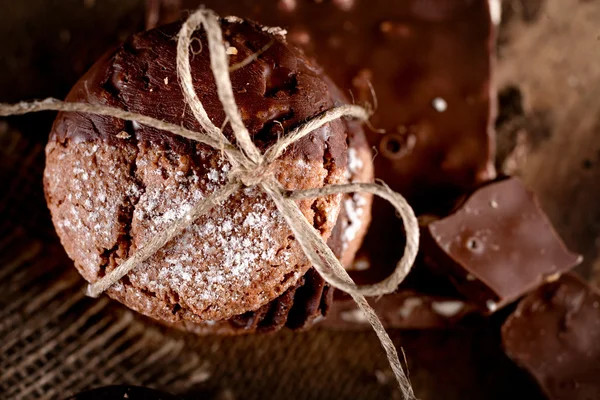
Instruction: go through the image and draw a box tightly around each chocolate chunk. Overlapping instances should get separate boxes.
[67,385,182,400]
[423,177,582,313]
[502,273,600,400]
[320,290,477,330]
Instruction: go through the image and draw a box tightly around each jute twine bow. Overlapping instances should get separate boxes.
[0,9,419,400]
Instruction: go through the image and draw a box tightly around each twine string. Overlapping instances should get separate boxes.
[176,11,228,145]
[0,99,234,151]
[0,8,419,400]
[264,179,415,399]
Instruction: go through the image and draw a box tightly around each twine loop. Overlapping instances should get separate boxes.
[0,8,419,400]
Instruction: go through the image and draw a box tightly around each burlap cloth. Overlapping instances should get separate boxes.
[3,0,586,398]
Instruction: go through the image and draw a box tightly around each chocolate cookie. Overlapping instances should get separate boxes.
[44,19,349,324]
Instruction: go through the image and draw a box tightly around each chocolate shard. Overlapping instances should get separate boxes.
[320,290,477,330]
[502,273,600,400]
[423,177,581,313]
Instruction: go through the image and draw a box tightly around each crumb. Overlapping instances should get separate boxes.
[432,97,448,112]
[116,131,131,139]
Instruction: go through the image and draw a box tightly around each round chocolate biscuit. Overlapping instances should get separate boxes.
[44,18,348,323]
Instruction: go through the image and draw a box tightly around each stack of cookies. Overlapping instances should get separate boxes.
[44,17,374,335]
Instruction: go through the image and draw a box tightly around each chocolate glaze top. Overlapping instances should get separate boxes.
[51,18,346,165]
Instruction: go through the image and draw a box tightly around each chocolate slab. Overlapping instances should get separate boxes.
[150,0,498,286]
[424,177,582,313]
[502,273,600,400]
[320,290,477,330]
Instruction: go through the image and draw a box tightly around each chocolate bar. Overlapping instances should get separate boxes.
[502,273,600,400]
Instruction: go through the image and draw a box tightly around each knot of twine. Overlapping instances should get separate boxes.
[0,9,419,400]
[229,163,274,188]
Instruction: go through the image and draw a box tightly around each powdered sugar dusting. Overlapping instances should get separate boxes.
[340,145,369,251]
[126,147,295,319]
[346,147,364,179]
[47,139,324,322]
[131,185,292,316]
[341,194,366,250]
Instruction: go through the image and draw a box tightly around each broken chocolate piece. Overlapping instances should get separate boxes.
[424,177,582,313]
[320,290,477,330]
[502,273,600,400]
